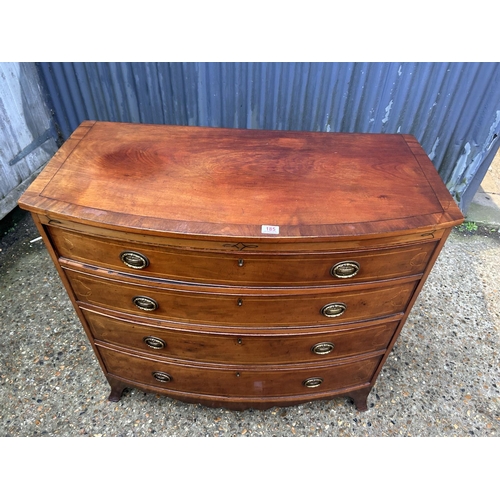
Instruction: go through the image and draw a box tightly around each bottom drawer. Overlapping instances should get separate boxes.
[97,343,383,398]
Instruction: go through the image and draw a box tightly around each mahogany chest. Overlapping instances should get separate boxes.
[18,121,464,411]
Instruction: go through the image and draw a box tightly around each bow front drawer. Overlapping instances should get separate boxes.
[47,225,436,286]
[97,343,384,398]
[82,307,400,364]
[63,265,418,327]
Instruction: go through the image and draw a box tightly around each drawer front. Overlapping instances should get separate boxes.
[48,226,436,286]
[82,307,399,364]
[65,268,417,327]
[98,344,383,397]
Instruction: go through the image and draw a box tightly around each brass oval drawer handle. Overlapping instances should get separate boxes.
[311,341,335,355]
[120,251,150,270]
[143,336,166,349]
[152,371,172,383]
[133,296,159,312]
[331,261,360,279]
[303,377,323,388]
[321,302,347,318]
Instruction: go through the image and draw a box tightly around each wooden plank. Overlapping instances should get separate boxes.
[0,63,58,218]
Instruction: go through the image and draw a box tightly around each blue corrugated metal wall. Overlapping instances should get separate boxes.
[37,62,500,212]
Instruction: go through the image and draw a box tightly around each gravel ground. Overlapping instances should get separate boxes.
[1,208,499,438]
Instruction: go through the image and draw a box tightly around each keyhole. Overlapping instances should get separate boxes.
[238,259,244,267]
[237,298,243,306]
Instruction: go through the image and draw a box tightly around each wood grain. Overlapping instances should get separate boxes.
[19,121,464,239]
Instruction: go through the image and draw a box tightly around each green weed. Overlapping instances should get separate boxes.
[458,221,478,232]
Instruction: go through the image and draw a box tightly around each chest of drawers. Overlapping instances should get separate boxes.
[18,121,464,411]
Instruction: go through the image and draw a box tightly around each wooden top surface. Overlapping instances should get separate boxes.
[19,121,464,240]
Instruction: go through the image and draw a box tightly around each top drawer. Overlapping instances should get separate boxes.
[46,226,437,287]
